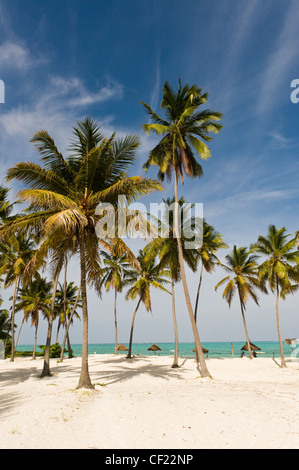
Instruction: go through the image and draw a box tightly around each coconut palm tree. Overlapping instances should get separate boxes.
[144,196,198,367]
[98,250,132,354]
[2,117,161,387]
[215,246,267,359]
[15,273,52,359]
[0,185,17,224]
[0,234,36,361]
[0,298,10,341]
[54,280,81,357]
[251,225,299,367]
[194,221,228,323]
[142,79,223,377]
[125,250,171,359]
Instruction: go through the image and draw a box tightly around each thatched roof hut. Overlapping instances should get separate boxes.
[240,342,261,351]
[148,344,162,352]
[117,343,129,352]
[192,347,209,354]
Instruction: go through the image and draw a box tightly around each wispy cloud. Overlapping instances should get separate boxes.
[257,2,299,114]
[0,40,48,71]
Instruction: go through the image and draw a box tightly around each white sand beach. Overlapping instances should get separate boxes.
[0,355,298,449]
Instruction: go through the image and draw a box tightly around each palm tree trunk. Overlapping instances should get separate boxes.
[15,314,25,352]
[55,322,61,344]
[41,271,59,377]
[276,282,286,368]
[10,277,19,362]
[171,279,179,368]
[76,233,94,389]
[114,288,118,355]
[238,291,253,360]
[194,262,204,324]
[33,318,39,360]
[66,331,72,358]
[173,172,211,378]
[127,298,141,359]
[59,286,81,362]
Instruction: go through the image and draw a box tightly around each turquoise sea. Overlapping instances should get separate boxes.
[16,341,297,358]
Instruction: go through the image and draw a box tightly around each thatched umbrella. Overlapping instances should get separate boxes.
[193,347,209,354]
[148,344,162,354]
[117,343,129,353]
[240,342,261,352]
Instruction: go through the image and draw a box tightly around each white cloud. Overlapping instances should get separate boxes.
[257,2,299,114]
[0,40,48,71]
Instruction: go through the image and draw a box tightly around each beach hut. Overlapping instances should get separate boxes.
[240,342,261,357]
[192,347,209,355]
[240,342,261,352]
[148,344,162,355]
[117,344,129,353]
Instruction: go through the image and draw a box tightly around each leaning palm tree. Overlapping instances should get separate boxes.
[194,221,228,323]
[125,250,171,359]
[15,273,52,359]
[215,246,267,359]
[2,117,161,387]
[251,225,299,367]
[144,197,198,367]
[142,79,223,377]
[98,250,132,354]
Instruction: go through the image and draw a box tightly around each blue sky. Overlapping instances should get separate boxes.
[0,0,299,346]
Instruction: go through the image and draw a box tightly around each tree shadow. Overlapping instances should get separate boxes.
[0,391,22,418]
[91,359,189,386]
[0,365,44,387]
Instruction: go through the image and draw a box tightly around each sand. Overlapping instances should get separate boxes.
[0,354,298,449]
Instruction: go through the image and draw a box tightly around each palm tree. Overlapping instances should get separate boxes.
[125,250,171,359]
[15,273,52,359]
[99,250,132,354]
[0,298,10,341]
[0,234,35,361]
[142,79,223,377]
[0,185,15,222]
[144,197,198,367]
[215,246,267,359]
[251,225,299,367]
[2,117,161,387]
[54,280,81,357]
[194,221,228,323]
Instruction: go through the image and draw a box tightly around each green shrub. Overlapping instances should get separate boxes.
[38,343,62,358]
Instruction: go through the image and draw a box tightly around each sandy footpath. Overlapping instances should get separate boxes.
[0,354,298,449]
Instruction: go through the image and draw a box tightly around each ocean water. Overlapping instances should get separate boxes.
[16,341,297,359]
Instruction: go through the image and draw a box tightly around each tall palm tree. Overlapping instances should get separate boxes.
[125,250,171,359]
[144,197,198,368]
[2,117,161,387]
[54,281,81,356]
[142,79,222,377]
[215,246,267,359]
[15,273,52,359]
[99,250,132,354]
[0,234,35,361]
[251,225,299,367]
[194,221,228,323]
